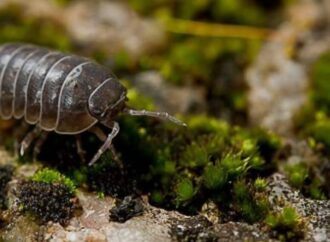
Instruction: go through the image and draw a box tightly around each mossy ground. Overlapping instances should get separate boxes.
[0,0,327,240]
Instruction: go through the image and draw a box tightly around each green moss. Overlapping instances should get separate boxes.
[254,178,268,191]
[284,163,308,189]
[296,52,330,152]
[126,86,156,111]
[221,153,249,176]
[185,115,229,135]
[311,52,330,114]
[308,112,330,150]
[293,51,330,200]
[203,162,227,190]
[32,168,76,194]
[175,178,196,205]
[112,114,281,219]
[284,160,326,200]
[232,179,270,223]
[265,207,305,241]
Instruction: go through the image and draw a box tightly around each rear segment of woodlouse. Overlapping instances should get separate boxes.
[0,42,186,165]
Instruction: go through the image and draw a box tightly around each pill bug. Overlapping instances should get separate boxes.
[0,43,186,165]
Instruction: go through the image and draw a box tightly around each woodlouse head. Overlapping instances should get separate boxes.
[88,77,186,128]
[88,78,127,123]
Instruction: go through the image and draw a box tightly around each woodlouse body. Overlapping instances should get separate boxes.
[0,43,125,134]
[0,43,185,164]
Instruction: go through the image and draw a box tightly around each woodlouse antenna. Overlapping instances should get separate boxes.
[124,108,187,127]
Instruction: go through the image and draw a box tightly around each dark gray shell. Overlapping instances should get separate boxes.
[0,43,126,134]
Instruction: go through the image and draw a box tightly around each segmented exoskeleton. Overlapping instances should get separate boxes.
[0,43,185,165]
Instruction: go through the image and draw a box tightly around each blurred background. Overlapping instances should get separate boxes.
[0,0,298,127]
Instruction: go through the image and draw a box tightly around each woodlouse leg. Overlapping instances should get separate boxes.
[88,126,123,168]
[124,109,187,126]
[14,122,31,155]
[75,135,86,163]
[19,126,42,156]
[88,122,120,166]
[33,131,48,159]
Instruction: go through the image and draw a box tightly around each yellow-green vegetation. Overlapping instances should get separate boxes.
[265,207,305,241]
[233,179,270,223]
[126,85,156,111]
[34,92,279,222]
[296,52,330,143]
[175,178,196,206]
[293,51,330,199]
[52,0,73,7]
[0,3,72,51]
[32,168,76,193]
[311,53,330,114]
[254,178,268,191]
[284,162,326,200]
[97,113,281,221]
[127,0,289,25]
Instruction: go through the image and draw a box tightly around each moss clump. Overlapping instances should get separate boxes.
[233,179,270,223]
[175,178,196,206]
[284,163,308,189]
[293,52,330,199]
[17,181,77,225]
[32,168,76,194]
[284,162,326,200]
[0,165,14,210]
[254,178,268,191]
[102,114,281,221]
[203,162,227,190]
[265,207,305,242]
